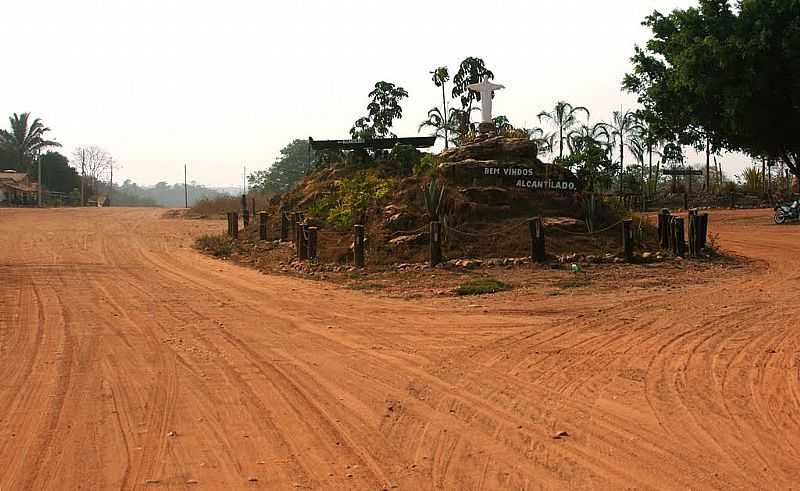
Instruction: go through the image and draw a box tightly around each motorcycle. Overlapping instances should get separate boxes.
[774,199,800,224]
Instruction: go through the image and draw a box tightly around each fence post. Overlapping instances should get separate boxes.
[527,217,545,263]
[280,212,289,241]
[623,219,634,262]
[699,213,709,250]
[258,211,268,241]
[658,209,671,249]
[354,224,365,268]
[251,198,256,215]
[673,217,685,257]
[226,212,233,237]
[242,208,250,228]
[290,212,298,242]
[430,221,442,267]
[688,209,698,257]
[229,212,239,239]
[307,226,318,261]
[298,224,308,260]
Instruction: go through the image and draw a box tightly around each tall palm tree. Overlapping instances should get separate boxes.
[430,67,450,148]
[0,112,61,172]
[599,110,643,193]
[537,101,590,159]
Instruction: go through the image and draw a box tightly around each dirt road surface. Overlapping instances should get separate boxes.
[1,208,798,489]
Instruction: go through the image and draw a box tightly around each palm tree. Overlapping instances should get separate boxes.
[537,102,590,159]
[0,112,61,172]
[599,110,643,193]
[418,107,451,145]
[527,127,556,156]
[566,123,612,154]
[430,67,450,148]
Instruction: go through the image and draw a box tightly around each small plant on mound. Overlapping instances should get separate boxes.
[194,234,234,258]
[454,278,511,295]
[327,173,394,227]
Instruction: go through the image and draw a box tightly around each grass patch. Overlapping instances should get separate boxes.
[348,283,387,291]
[194,234,234,258]
[454,278,511,296]
[553,274,591,289]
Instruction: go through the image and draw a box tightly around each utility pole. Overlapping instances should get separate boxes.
[184,164,188,208]
[109,160,113,207]
[80,149,85,207]
[243,165,247,195]
[37,151,43,207]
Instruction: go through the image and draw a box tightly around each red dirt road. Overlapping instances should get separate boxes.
[1,208,798,489]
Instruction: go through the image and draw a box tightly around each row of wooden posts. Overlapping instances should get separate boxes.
[657,209,709,258]
[225,209,707,267]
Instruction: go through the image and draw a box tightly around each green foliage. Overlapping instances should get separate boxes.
[0,112,61,173]
[326,173,394,227]
[740,166,764,194]
[422,179,446,221]
[454,278,510,296]
[350,81,409,139]
[194,234,234,258]
[623,0,800,179]
[451,57,494,110]
[39,151,80,193]
[557,141,617,193]
[248,139,313,193]
[413,153,437,177]
[389,144,421,175]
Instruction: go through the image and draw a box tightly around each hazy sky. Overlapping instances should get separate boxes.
[3,0,749,188]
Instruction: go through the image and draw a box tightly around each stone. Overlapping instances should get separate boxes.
[388,233,426,247]
[552,431,570,439]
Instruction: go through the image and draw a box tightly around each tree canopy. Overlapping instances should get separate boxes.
[623,0,800,178]
[350,82,409,139]
[0,112,61,174]
[248,139,313,193]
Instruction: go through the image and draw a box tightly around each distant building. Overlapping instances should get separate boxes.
[0,170,39,205]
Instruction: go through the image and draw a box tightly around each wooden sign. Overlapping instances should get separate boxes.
[663,168,703,176]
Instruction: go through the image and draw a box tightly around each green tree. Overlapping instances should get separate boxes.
[537,102,590,159]
[623,0,800,182]
[0,112,61,174]
[451,57,494,125]
[350,82,409,139]
[248,139,314,193]
[430,67,451,148]
[39,151,80,193]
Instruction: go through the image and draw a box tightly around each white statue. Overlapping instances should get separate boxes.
[467,75,505,124]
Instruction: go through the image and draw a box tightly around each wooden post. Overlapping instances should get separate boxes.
[258,212,268,241]
[673,217,685,257]
[527,217,545,263]
[658,209,671,249]
[242,208,250,228]
[280,212,289,241]
[430,221,442,267]
[229,212,238,239]
[251,198,256,215]
[688,209,698,257]
[298,224,308,260]
[683,192,689,211]
[307,227,318,261]
[226,212,233,237]
[623,219,634,262]
[699,213,709,250]
[354,224,365,268]
[290,212,298,242]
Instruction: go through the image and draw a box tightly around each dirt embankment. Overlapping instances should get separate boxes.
[1,207,798,489]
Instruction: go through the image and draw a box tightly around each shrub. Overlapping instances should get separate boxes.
[454,278,511,295]
[327,173,394,227]
[194,234,234,257]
